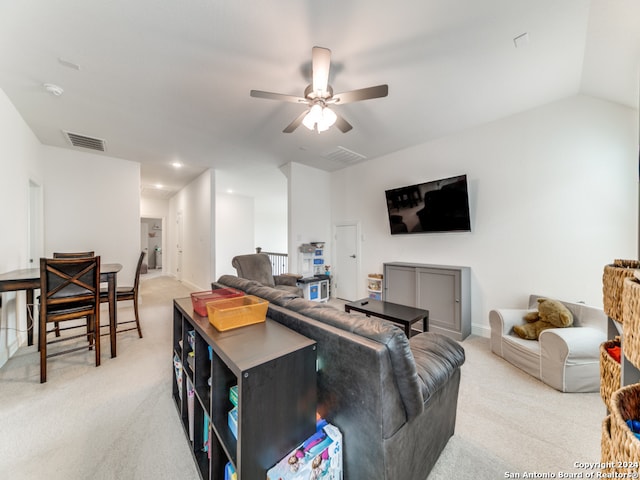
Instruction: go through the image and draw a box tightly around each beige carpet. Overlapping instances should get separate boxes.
[0,276,603,479]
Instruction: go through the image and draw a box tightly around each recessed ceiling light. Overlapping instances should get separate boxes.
[171,161,183,168]
[155,184,164,189]
[227,189,234,194]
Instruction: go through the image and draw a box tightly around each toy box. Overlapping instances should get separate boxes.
[267,420,342,480]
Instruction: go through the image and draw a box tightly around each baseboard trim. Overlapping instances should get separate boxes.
[181,279,203,292]
[472,324,490,338]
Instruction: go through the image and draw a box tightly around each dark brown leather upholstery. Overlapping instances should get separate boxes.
[214,274,465,479]
[231,253,302,296]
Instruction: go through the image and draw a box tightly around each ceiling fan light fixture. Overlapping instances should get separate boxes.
[303,104,337,133]
[322,107,337,127]
[302,104,322,130]
[250,46,387,134]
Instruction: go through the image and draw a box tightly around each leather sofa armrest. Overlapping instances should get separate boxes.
[274,274,300,287]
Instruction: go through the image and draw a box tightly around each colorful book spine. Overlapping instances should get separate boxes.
[203,415,210,458]
[228,406,238,439]
[229,385,238,406]
[224,462,237,480]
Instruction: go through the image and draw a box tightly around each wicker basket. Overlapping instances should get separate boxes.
[600,339,622,410]
[601,415,616,473]
[610,384,640,471]
[623,277,640,370]
[603,260,640,323]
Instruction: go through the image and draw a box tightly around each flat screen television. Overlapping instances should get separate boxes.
[385,174,471,234]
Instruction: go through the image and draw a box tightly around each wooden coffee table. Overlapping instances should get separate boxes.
[344,298,429,337]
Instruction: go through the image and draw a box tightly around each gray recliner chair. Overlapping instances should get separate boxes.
[231,253,303,297]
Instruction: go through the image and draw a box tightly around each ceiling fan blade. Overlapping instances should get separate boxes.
[334,113,353,133]
[332,84,389,105]
[311,46,331,97]
[250,90,308,104]
[283,110,309,133]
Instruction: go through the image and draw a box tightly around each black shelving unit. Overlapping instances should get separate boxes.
[172,297,317,480]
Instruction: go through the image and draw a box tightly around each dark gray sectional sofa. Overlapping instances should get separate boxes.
[214,275,465,480]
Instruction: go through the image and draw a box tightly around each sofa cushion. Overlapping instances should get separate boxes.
[410,333,466,403]
[287,299,425,420]
[215,275,300,306]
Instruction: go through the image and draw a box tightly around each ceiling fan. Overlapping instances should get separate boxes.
[250,46,388,134]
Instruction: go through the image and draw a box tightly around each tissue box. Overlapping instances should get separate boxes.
[267,421,342,480]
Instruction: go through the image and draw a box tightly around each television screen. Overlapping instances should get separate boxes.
[385,174,471,234]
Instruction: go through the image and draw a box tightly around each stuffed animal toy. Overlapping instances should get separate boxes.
[513,298,574,340]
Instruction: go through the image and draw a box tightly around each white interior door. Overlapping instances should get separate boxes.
[334,223,359,301]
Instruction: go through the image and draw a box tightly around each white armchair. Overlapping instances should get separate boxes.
[489,295,607,392]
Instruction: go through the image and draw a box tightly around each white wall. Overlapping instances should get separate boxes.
[215,193,255,279]
[141,195,169,219]
[284,163,332,275]
[0,89,44,365]
[42,146,141,286]
[169,169,215,290]
[331,95,638,336]
[254,192,287,254]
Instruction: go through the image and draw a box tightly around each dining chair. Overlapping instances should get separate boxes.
[50,252,96,336]
[100,251,145,338]
[53,251,95,258]
[39,256,101,383]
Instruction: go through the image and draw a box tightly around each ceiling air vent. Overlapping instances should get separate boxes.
[64,131,106,152]
[140,185,176,199]
[322,146,367,165]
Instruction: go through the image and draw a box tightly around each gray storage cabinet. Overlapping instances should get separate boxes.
[383,262,471,341]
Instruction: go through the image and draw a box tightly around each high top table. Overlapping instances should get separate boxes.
[344,297,429,338]
[0,263,122,357]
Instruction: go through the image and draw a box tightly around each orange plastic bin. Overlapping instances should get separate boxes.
[206,295,268,331]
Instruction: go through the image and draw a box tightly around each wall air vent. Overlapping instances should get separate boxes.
[63,131,106,152]
[322,146,367,165]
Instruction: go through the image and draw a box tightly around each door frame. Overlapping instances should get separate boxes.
[28,179,44,267]
[333,221,361,300]
[176,210,183,281]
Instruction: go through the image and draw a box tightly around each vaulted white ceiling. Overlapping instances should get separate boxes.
[0,0,638,197]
